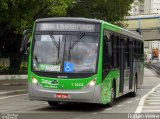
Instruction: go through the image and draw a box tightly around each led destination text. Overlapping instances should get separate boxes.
[37,23,96,32]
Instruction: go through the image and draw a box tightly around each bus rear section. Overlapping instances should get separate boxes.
[28,18,104,104]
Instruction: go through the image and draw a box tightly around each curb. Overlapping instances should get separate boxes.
[0,75,27,80]
[0,82,27,86]
[0,90,27,97]
[0,78,27,87]
[0,83,27,86]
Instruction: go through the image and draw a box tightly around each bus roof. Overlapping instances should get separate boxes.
[102,21,143,41]
[35,17,143,40]
[36,17,102,24]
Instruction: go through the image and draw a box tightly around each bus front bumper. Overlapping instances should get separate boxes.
[28,83,102,104]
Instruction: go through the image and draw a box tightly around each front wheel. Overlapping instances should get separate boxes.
[48,101,60,107]
[108,84,115,107]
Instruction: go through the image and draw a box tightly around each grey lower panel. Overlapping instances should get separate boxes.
[28,84,102,104]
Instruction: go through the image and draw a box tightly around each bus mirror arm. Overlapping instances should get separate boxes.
[21,29,32,54]
[21,36,27,53]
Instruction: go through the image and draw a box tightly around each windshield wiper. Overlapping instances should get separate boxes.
[68,33,85,60]
[49,34,59,49]
[69,33,85,50]
[49,34,60,59]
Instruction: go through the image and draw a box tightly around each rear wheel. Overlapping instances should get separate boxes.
[48,101,60,107]
[108,84,115,107]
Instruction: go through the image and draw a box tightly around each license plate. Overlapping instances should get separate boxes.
[55,93,69,99]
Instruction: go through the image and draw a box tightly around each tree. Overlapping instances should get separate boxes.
[67,0,134,27]
[0,0,134,73]
[0,0,74,73]
[0,0,74,36]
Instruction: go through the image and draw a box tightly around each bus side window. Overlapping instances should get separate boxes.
[133,40,137,60]
[112,35,120,68]
[103,36,107,66]
[124,39,129,68]
[103,31,120,70]
[103,32,112,69]
[141,42,144,61]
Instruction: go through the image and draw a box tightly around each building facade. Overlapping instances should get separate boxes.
[130,0,142,15]
[130,0,160,15]
[124,15,160,60]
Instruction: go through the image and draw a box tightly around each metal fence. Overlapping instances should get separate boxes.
[145,63,160,75]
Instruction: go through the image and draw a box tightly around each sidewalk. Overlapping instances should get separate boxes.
[0,75,28,97]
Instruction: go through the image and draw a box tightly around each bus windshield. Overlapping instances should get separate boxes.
[32,33,99,73]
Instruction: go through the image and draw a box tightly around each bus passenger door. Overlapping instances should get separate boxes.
[129,40,133,90]
[119,38,130,94]
[124,39,130,93]
[119,38,124,94]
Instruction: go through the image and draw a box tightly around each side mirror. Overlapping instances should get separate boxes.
[21,29,32,54]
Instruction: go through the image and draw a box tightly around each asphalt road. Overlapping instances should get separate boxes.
[0,68,160,119]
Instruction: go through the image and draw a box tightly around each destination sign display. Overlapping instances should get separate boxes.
[36,22,99,32]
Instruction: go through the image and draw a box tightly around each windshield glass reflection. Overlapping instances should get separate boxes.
[33,34,99,73]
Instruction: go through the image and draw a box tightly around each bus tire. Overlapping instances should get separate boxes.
[48,101,60,107]
[108,83,115,107]
[130,76,137,97]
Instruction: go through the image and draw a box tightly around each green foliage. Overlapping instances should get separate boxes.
[0,0,134,73]
[68,0,134,27]
[0,0,134,36]
[0,0,74,35]
[48,0,74,16]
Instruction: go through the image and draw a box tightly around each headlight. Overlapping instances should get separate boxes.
[89,79,96,86]
[32,77,38,84]
[86,78,97,88]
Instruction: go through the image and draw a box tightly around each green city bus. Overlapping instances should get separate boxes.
[24,17,144,106]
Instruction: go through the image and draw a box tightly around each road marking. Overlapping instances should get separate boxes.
[117,104,124,107]
[142,110,160,113]
[145,100,160,102]
[152,92,160,93]
[154,90,160,92]
[146,97,160,99]
[72,117,80,119]
[148,103,160,105]
[135,83,160,113]
[92,112,97,114]
[135,98,140,101]
[149,95,160,97]
[143,106,160,108]
[127,101,133,104]
[105,108,112,111]
[100,108,112,113]
[139,89,146,90]
[0,94,27,100]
